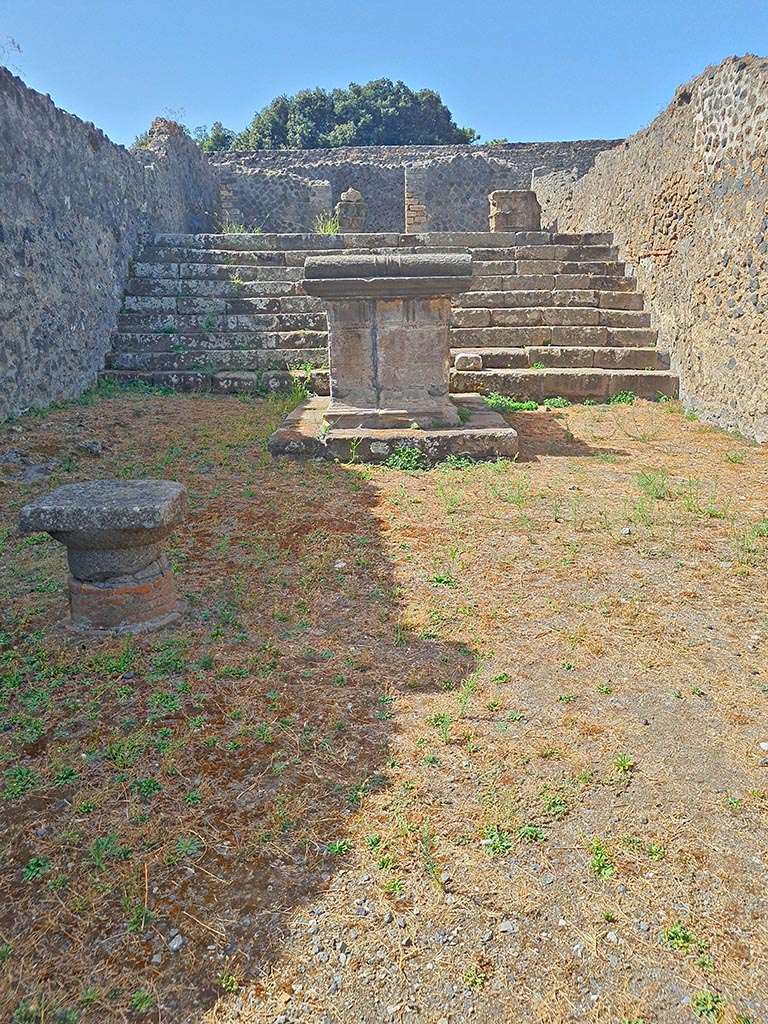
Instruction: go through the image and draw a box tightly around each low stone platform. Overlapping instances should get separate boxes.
[267,394,518,464]
[18,479,187,633]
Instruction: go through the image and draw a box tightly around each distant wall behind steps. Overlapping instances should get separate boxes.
[208,140,618,232]
[0,68,220,420]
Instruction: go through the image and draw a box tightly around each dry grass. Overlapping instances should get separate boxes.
[0,388,766,1024]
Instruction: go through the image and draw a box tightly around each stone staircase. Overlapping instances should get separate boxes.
[104,231,678,404]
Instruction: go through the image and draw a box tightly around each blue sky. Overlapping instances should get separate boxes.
[2,0,767,147]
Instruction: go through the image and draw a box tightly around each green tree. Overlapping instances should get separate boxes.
[198,121,236,151]
[234,79,477,150]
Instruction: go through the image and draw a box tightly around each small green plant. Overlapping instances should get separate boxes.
[130,990,154,1011]
[543,793,568,817]
[690,991,723,1021]
[612,753,635,774]
[482,824,513,856]
[589,838,615,878]
[219,970,241,992]
[430,571,459,588]
[174,836,203,858]
[126,904,155,932]
[326,838,352,855]
[557,693,576,704]
[52,766,79,786]
[457,669,480,716]
[385,444,429,471]
[483,394,538,412]
[596,683,612,694]
[90,833,132,869]
[2,766,38,798]
[647,843,667,860]
[0,944,13,964]
[427,713,453,743]
[517,824,546,842]
[22,856,51,881]
[662,922,707,953]
[131,777,163,799]
[531,361,545,370]
[463,963,486,990]
[313,210,340,234]
[542,396,571,408]
[384,877,403,894]
[609,390,637,405]
[724,450,745,464]
[636,467,672,499]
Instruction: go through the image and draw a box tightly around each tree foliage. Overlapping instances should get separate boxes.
[232,79,478,149]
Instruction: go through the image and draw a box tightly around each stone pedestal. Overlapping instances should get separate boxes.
[18,479,187,633]
[489,190,542,231]
[267,252,519,464]
[335,188,367,232]
[305,253,471,429]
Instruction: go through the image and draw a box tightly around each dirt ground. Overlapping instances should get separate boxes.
[0,388,766,1024]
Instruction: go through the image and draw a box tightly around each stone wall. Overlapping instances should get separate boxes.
[0,68,220,420]
[536,55,768,441]
[209,141,617,233]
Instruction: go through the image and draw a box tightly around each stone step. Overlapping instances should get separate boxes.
[100,369,247,394]
[472,265,635,291]
[101,368,326,395]
[126,288,322,310]
[454,290,644,311]
[125,277,304,298]
[551,232,614,246]
[139,230,544,252]
[105,347,327,372]
[123,293,309,313]
[450,326,658,348]
[131,256,307,280]
[111,330,327,353]
[140,230,615,252]
[451,307,651,329]
[116,311,326,333]
[449,367,678,403]
[451,346,670,370]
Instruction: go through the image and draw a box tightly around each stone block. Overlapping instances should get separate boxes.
[489,190,542,231]
[335,188,367,233]
[454,352,483,371]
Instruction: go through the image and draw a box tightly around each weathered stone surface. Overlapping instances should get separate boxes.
[535,53,768,440]
[0,68,219,421]
[303,253,471,428]
[19,479,187,537]
[267,395,518,463]
[335,188,367,232]
[209,142,618,233]
[18,479,188,632]
[489,190,542,231]
[454,352,483,371]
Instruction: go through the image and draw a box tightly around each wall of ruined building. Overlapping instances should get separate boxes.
[208,141,618,232]
[536,55,768,441]
[0,67,220,420]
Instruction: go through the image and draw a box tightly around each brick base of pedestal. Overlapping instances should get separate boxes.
[68,556,181,633]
